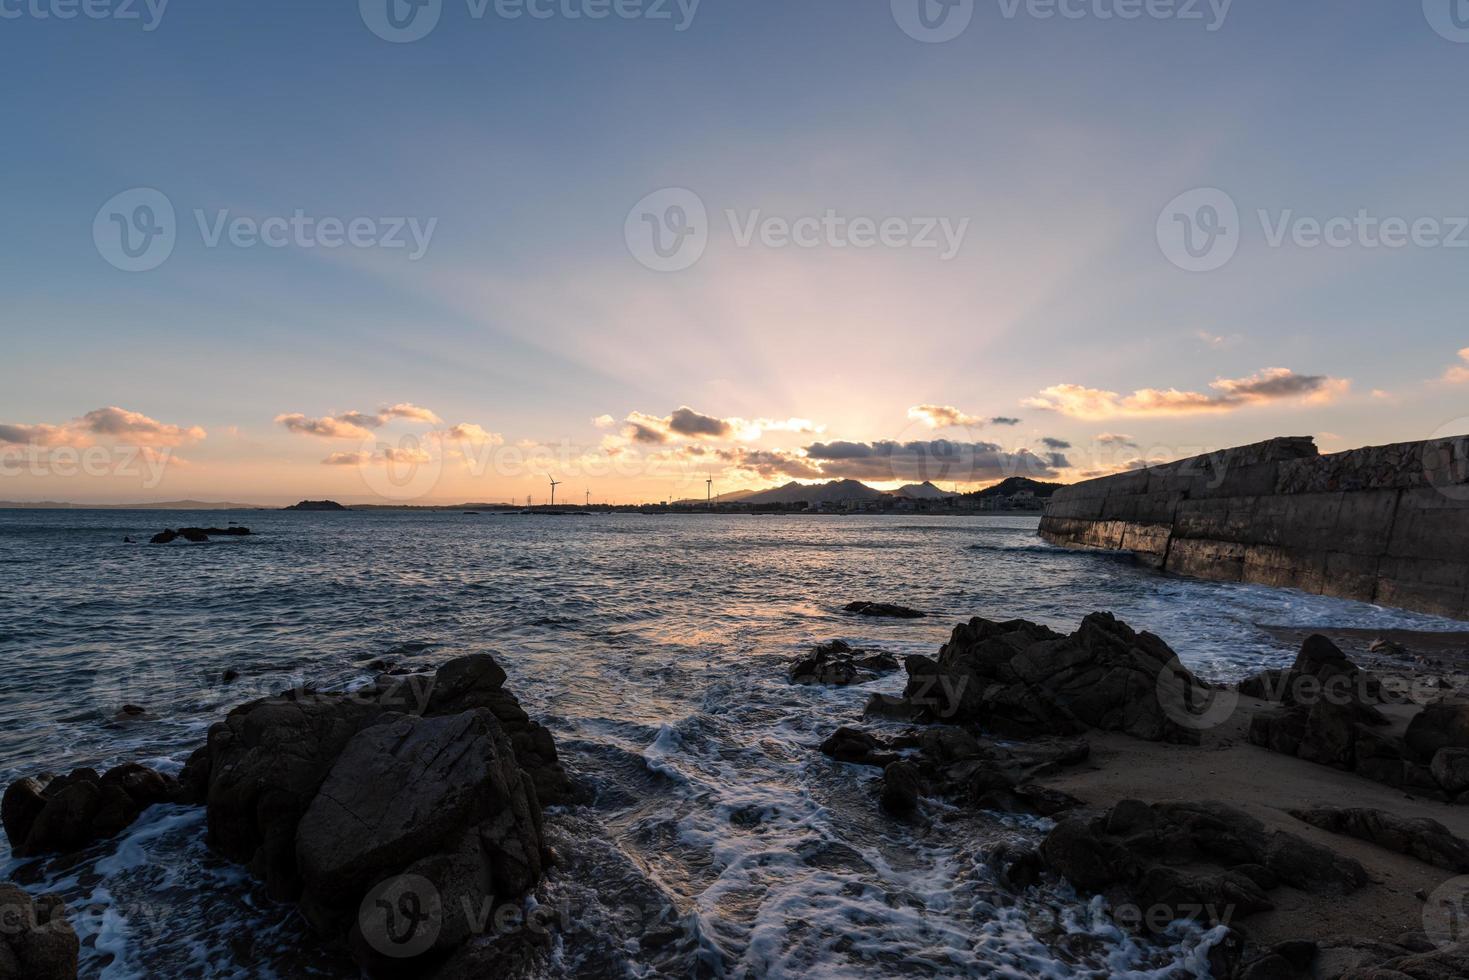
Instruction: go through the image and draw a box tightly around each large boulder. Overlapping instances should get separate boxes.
[2,764,179,857]
[294,710,545,972]
[788,641,900,687]
[1406,700,1469,760]
[0,883,78,980]
[1289,807,1469,873]
[893,612,1206,743]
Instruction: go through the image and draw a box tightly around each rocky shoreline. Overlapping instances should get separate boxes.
[6,613,1469,978]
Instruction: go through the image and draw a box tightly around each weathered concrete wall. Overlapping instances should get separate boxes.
[1039,436,1469,620]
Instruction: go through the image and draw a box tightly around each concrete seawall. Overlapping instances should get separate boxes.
[1038,435,1469,620]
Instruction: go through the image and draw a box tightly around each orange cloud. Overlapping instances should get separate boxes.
[1442,349,1469,384]
[1025,368,1349,420]
[0,407,205,448]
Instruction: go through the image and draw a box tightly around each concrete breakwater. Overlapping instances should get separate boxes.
[1038,435,1469,620]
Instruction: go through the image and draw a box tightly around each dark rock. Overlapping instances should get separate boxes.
[788,642,900,686]
[2,764,180,857]
[1289,806,1469,872]
[149,529,177,544]
[818,728,897,768]
[892,612,1206,742]
[0,883,79,980]
[843,602,926,619]
[1406,700,1469,760]
[1238,668,1289,701]
[149,526,252,544]
[863,693,919,722]
[1430,747,1469,795]
[986,841,1042,890]
[221,668,240,684]
[879,761,923,815]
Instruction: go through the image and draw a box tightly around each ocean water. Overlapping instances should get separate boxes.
[2,509,1466,979]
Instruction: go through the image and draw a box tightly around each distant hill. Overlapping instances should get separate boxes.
[284,500,348,511]
[887,481,958,500]
[670,489,758,506]
[741,480,888,506]
[971,477,1064,499]
[0,499,262,510]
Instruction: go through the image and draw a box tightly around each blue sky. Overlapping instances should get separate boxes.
[3,1,1468,502]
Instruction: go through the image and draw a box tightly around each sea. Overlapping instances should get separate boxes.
[2,509,1466,979]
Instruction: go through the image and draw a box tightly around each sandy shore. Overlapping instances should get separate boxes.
[1035,690,1469,957]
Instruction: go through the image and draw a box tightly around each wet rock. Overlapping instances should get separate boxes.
[2,764,180,857]
[843,602,925,619]
[113,704,153,722]
[863,693,920,722]
[0,883,79,980]
[788,641,900,686]
[149,526,253,544]
[818,727,898,768]
[1338,943,1469,979]
[879,761,923,815]
[889,612,1207,743]
[1288,806,1469,873]
[986,840,1042,890]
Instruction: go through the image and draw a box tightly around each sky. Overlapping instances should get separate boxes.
[3,0,1468,505]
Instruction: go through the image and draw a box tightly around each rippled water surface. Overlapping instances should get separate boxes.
[3,509,1466,978]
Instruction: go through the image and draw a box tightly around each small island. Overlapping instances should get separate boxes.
[283,500,347,511]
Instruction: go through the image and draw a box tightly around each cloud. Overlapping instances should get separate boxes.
[990,417,1022,426]
[279,403,445,439]
[443,423,503,446]
[380,403,443,425]
[277,413,378,439]
[322,451,371,465]
[618,407,824,445]
[908,404,984,429]
[1195,329,1242,349]
[667,407,733,439]
[592,414,616,429]
[322,446,432,466]
[1040,437,1072,450]
[1442,349,1469,384]
[1025,368,1349,420]
[0,407,205,449]
[801,439,1066,483]
[1095,433,1137,447]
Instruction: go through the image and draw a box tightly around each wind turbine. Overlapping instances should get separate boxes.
[548,476,562,507]
[706,473,714,509]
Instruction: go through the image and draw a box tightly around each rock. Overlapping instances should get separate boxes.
[1238,668,1289,700]
[788,642,900,686]
[1431,747,1469,795]
[149,526,252,545]
[149,529,178,544]
[1370,638,1408,658]
[1289,807,1469,872]
[843,602,925,619]
[295,709,544,960]
[818,728,897,768]
[187,655,564,974]
[2,764,180,857]
[879,761,923,815]
[1037,800,1366,931]
[114,704,153,722]
[0,883,79,980]
[986,841,1042,890]
[1338,943,1469,979]
[890,612,1206,743]
[1406,700,1469,760]
[863,693,920,722]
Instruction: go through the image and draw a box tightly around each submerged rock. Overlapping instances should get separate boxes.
[843,602,925,619]
[0,883,79,980]
[1,764,180,858]
[787,640,900,686]
[149,527,253,544]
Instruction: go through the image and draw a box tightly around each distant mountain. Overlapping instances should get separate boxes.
[887,481,958,500]
[0,499,262,510]
[741,480,887,506]
[284,500,348,511]
[670,489,758,506]
[971,477,1064,499]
